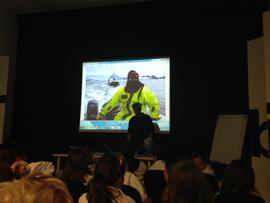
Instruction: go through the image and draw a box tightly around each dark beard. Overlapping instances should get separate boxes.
[125,81,144,93]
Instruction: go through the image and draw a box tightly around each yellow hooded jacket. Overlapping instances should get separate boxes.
[100,85,160,120]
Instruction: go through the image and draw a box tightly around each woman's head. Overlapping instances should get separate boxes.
[94,154,122,186]
[61,147,92,182]
[221,159,256,194]
[0,173,73,203]
[86,154,123,203]
[162,160,213,203]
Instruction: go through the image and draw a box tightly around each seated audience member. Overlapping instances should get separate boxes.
[192,153,215,176]
[124,168,146,201]
[144,146,168,203]
[149,145,167,171]
[61,147,93,203]
[10,159,55,177]
[0,173,73,203]
[192,153,219,195]
[215,159,265,203]
[119,157,142,203]
[121,142,147,185]
[144,170,167,203]
[79,154,135,203]
[162,160,213,203]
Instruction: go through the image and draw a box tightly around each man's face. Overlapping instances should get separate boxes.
[127,71,139,82]
[126,76,139,88]
[128,77,138,82]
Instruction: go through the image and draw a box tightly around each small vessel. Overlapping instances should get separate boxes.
[108,75,120,87]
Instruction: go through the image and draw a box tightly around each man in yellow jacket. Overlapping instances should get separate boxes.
[97,70,160,120]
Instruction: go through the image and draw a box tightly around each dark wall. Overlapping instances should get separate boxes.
[10,1,267,160]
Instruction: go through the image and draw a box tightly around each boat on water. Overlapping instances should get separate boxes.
[108,75,120,87]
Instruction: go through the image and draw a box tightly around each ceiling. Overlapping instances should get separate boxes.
[0,0,149,15]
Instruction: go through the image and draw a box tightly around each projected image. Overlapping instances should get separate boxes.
[80,57,170,132]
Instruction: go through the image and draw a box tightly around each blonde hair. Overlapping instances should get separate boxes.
[0,173,73,203]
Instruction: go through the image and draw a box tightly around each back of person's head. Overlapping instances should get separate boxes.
[121,142,141,173]
[152,145,167,161]
[61,147,92,182]
[165,157,187,178]
[191,153,209,171]
[162,160,213,203]
[132,102,142,113]
[121,142,136,159]
[221,159,256,194]
[144,170,166,203]
[87,154,122,203]
[94,154,122,186]
[0,173,73,203]
[126,158,140,173]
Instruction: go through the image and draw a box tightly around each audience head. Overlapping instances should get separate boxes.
[94,154,122,187]
[121,142,136,159]
[162,160,213,203]
[132,102,142,115]
[191,153,209,171]
[121,142,140,172]
[86,154,123,203]
[10,160,30,177]
[220,159,256,194]
[61,147,92,182]
[0,173,73,203]
[152,145,167,161]
[144,170,167,203]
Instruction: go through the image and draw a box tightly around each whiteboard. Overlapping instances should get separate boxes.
[210,114,248,164]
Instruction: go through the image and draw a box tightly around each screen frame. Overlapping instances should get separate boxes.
[79,55,171,134]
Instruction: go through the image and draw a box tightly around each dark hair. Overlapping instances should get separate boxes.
[86,154,122,203]
[121,142,136,159]
[191,153,208,164]
[61,147,92,182]
[152,145,167,160]
[162,160,213,203]
[126,158,140,173]
[220,159,256,194]
[132,102,142,110]
[144,170,166,203]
